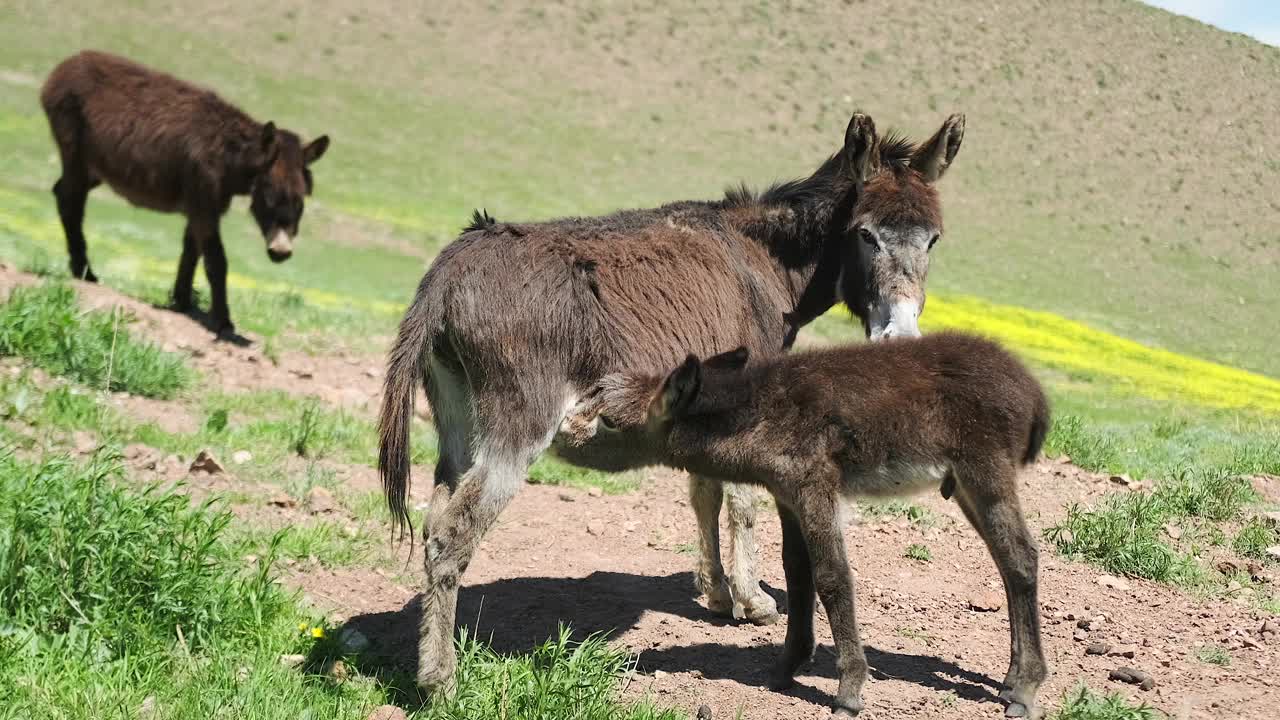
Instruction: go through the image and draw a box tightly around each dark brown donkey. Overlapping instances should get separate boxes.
[566,332,1051,719]
[40,50,330,334]
[379,111,965,693]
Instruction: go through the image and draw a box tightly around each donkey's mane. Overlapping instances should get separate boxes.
[463,208,498,233]
[723,129,918,209]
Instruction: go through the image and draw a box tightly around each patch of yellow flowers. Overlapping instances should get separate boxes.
[828,294,1280,415]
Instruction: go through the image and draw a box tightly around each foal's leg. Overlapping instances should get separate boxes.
[954,466,1047,719]
[769,503,815,690]
[687,474,733,616]
[724,481,780,624]
[198,221,234,334]
[797,491,867,717]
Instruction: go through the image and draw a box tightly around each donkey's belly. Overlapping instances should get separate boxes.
[843,461,949,499]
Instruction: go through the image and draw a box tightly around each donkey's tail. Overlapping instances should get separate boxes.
[378,275,445,541]
[1023,387,1051,466]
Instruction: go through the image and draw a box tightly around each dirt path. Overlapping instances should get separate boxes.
[299,461,1277,720]
[4,265,1275,719]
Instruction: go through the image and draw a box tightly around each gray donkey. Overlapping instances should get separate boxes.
[378,111,965,692]
[563,332,1051,719]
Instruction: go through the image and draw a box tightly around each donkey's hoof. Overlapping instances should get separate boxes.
[1004,702,1043,719]
[416,663,456,697]
[702,579,735,617]
[766,670,796,692]
[734,591,780,626]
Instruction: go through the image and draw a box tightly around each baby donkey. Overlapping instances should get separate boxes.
[564,331,1051,718]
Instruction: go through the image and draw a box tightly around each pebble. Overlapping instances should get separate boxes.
[279,654,306,668]
[968,593,1003,612]
[232,450,253,465]
[1109,666,1155,691]
[587,519,605,536]
[1095,574,1131,591]
[365,706,408,720]
[1108,645,1138,659]
[268,492,297,509]
[696,705,713,720]
[588,487,603,498]
[1085,642,1111,655]
[558,492,575,502]
[306,487,337,514]
[1073,629,1090,642]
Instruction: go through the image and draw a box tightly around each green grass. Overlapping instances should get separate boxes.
[858,500,932,525]
[0,449,680,720]
[0,282,192,398]
[1194,644,1231,667]
[905,543,932,562]
[1232,518,1279,562]
[1046,469,1259,584]
[527,453,644,494]
[1052,686,1159,720]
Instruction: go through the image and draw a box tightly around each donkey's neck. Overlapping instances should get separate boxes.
[723,153,855,346]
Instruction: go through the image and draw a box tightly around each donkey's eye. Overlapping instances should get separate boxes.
[858,228,877,247]
[928,234,940,251]
[598,416,619,432]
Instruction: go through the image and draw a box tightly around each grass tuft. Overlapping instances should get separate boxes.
[905,543,932,562]
[1233,518,1280,562]
[0,282,191,398]
[1052,686,1158,720]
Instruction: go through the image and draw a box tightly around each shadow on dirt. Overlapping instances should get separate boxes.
[334,570,1004,710]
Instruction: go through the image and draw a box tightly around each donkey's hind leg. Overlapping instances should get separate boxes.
[724,480,779,624]
[954,465,1047,719]
[416,388,559,694]
[46,108,97,282]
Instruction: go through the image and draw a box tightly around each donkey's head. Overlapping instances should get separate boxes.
[247,122,330,263]
[840,114,964,340]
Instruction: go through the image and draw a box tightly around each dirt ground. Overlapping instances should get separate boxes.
[4,267,1277,720]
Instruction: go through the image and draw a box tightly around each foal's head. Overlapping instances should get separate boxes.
[841,114,964,340]
[246,122,330,263]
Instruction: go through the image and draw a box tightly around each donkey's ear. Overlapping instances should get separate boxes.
[261,122,277,148]
[910,114,964,183]
[844,112,879,184]
[704,346,749,370]
[653,355,702,421]
[304,135,330,165]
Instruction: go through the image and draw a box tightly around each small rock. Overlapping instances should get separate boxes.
[1108,645,1138,659]
[365,706,408,720]
[1085,642,1111,656]
[73,430,98,454]
[1266,546,1280,562]
[696,705,713,720]
[1259,511,1280,526]
[1226,580,1243,593]
[1109,666,1155,691]
[587,519,605,536]
[364,368,380,379]
[588,486,603,498]
[1216,559,1243,576]
[189,449,225,474]
[653,669,669,679]
[328,659,349,681]
[968,593,1003,612]
[293,368,314,380]
[1073,629,1090,642]
[1109,474,1132,486]
[557,492,575,502]
[232,450,253,465]
[624,520,640,533]
[1095,574,1131,591]
[1057,454,1072,464]
[338,627,370,653]
[139,695,158,720]
[1163,523,1182,540]
[268,492,297,509]
[280,654,306,668]
[306,487,337,514]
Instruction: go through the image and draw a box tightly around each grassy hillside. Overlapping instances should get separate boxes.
[2,0,1277,377]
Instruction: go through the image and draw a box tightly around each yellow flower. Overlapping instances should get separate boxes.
[298,622,308,633]
[311,627,325,639]
[824,294,1280,415]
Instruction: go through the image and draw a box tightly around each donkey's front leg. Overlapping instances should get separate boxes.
[724,480,780,624]
[688,474,734,616]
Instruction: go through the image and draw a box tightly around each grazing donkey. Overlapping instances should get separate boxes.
[564,332,1051,718]
[40,50,330,334]
[379,111,966,692]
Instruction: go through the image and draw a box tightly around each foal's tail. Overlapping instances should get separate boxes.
[378,274,446,540]
[1023,387,1051,466]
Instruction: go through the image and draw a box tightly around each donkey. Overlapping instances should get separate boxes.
[39,50,330,335]
[564,332,1051,719]
[378,111,965,692]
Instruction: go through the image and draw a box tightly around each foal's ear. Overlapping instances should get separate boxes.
[704,346,749,370]
[843,112,879,184]
[304,135,330,165]
[653,355,702,421]
[910,114,965,183]
[261,121,277,149]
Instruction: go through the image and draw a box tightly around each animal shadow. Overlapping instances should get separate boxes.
[149,295,252,346]
[333,570,1002,710]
